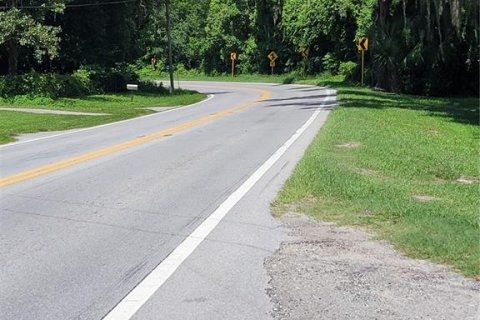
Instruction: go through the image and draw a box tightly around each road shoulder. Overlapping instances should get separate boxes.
[265,213,480,319]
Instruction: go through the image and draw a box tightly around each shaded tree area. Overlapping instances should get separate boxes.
[0,0,157,74]
[52,1,138,72]
[282,0,364,72]
[372,0,479,95]
[0,0,65,75]
[0,0,478,95]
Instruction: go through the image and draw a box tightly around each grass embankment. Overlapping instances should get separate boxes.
[0,91,205,144]
[275,79,479,278]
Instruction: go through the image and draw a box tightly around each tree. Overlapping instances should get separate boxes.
[371,0,479,95]
[202,0,253,73]
[282,0,369,72]
[0,1,65,74]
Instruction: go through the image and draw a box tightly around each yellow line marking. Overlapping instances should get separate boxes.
[0,87,271,188]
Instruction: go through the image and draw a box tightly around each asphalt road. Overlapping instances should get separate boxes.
[0,81,335,320]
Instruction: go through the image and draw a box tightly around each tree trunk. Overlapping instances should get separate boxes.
[374,0,390,89]
[8,39,19,75]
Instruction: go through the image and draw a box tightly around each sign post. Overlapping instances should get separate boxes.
[357,37,368,85]
[301,47,309,77]
[269,60,276,75]
[230,52,237,77]
[267,51,279,75]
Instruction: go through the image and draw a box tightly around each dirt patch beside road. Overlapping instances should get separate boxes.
[265,213,479,320]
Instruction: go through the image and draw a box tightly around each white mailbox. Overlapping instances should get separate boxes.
[126,84,138,91]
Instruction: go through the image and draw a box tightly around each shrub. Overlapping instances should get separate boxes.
[173,64,203,77]
[136,63,163,79]
[339,61,357,77]
[338,61,357,81]
[78,64,139,93]
[322,53,339,74]
[0,72,90,99]
[138,80,168,94]
[282,76,296,84]
[55,75,91,97]
[73,69,94,93]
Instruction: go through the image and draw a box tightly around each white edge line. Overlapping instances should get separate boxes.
[102,89,335,320]
[0,94,215,149]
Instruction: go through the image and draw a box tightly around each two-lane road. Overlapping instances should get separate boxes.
[0,81,335,319]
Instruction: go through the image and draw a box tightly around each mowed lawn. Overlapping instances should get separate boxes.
[0,91,205,144]
[275,82,479,278]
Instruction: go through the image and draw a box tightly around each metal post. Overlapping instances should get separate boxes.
[361,50,365,86]
[176,71,180,89]
[231,60,234,77]
[165,0,175,94]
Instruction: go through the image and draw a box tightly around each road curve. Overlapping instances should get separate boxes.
[0,81,335,320]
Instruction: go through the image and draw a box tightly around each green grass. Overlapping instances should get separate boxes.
[139,66,314,84]
[275,79,479,278]
[0,91,205,144]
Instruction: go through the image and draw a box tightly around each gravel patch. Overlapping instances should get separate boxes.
[265,213,479,320]
[412,194,441,202]
[456,176,480,184]
[145,106,177,112]
[335,142,361,148]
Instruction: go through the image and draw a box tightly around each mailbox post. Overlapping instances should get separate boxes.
[126,84,138,102]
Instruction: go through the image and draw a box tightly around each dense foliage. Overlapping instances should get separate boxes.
[372,0,479,95]
[0,0,478,95]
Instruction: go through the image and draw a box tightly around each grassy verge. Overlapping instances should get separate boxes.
[138,67,313,84]
[274,78,479,278]
[0,91,205,144]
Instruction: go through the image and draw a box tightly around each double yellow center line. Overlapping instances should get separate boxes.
[0,87,271,188]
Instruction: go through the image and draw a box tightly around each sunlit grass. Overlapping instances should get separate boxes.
[0,91,205,143]
[275,80,479,277]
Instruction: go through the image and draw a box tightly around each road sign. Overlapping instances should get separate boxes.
[357,37,368,51]
[357,38,368,85]
[230,52,237,77]
[269,56,277,75]
[302,47,309,58]
[267,51,278,61]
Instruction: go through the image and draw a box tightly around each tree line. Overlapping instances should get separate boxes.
[0,0,478,95]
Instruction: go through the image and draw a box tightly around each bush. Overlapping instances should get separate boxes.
[73,69,94,93]
[173,64,203,77]
[322,53,339,74]
[55,75,91,97]
[0,72,90,99]
[282,76,296,84]
[338,61,357,78]
[80,64,139,93]
[138,80,168,94]
[0,64,139,99]
[136,63,163,79]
